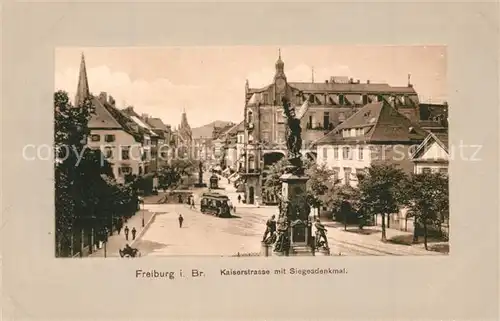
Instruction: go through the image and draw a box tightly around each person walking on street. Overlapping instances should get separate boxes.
[131,227,137,240]
[124,226,130,241]
[178,214,184,228]
[237,194,241,204]
[117,222,122,235]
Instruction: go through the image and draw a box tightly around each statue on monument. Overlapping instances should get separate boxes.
[281,97,310,172]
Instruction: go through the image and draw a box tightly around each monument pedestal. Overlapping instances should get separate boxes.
[260,241,272,257]
[275,171,315,256]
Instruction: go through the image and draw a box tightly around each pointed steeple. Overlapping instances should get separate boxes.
[179,109,192,140]
[75,53,90,107]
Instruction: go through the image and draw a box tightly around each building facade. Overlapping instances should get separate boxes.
[242,51,420,204]
[313,101,429,188]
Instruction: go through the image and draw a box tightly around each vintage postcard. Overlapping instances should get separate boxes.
[2,2,498,321]
[53,46,449,259]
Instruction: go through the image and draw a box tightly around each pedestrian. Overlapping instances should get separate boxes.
[131,227,137,240]
[237,194,241,204]
[191,198,196,209]
[117,224,122,235]
[124,226,129,241]
[178,214,184,228]
[178,194,183,204]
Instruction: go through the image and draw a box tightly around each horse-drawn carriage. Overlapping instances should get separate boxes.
[200,192,232,218]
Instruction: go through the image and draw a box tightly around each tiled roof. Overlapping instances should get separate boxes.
[288,82,417,94]
[88,97,123,129]
[313,102,427,146]
[146,117,170,131]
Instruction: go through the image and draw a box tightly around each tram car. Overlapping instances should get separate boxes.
[200,192,232,218]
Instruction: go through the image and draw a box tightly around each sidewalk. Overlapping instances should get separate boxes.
[89,210,155,258]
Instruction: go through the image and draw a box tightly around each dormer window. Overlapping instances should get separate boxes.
[350,128,356,136]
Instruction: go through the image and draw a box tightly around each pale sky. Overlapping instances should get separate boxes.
[55,46,446,128]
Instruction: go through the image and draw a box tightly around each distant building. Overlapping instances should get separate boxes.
[171,111,193,160]
[313,101,428,188]
[242,51,420,204]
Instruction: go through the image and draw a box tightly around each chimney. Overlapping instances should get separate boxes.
[99,92,107,103]
[366,80,370,84]
[141,113,149,120]
[349,78,353,83]
[325,80,329,84]
[356,79,360,84]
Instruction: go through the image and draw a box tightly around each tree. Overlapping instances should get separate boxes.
[157,159,195,189]
[262,158,290,200]
[54,90,94,256]
[331,185,360,230]
[305,162,337,211]
[54,90,136,256]
[403,172,449,250]
[358,164,408,242]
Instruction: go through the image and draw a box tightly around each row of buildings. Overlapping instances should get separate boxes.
[74,54,194,184]
[217,51,449,207]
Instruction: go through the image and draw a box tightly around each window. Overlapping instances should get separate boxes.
[308,115,313,129]
[333,147,339,160]
[262,132,270,143]
[438,168,448,174]
[422,167,431,174]
[362,94,368,105]
[323,112,330,129]
[91,134,100,142]
[263,93,269,104]
[104,147,113,159]
[119,166,132,176]
[358,147,364,160]
[121,147,130,160]
[278,131,286,143]
[104,134,115,142]
[322,148,328,159]
[342,147,351,160]
[247,110,253,123]
[339,94,345,105]
[350,129,356,136]
[377,95,383,102]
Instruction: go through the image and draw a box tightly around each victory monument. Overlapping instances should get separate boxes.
[261,97,330,256]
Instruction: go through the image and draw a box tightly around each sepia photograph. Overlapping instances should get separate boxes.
[53,45,449,258]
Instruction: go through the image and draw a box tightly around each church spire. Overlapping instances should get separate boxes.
[75,52,90,107]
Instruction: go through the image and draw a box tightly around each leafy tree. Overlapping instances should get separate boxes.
[54,90,93,255]
[305,163,335,209]
[403,172,449,250]
[262,158,290,200]
[157,159,195,189]
[54,90,138,256]
[358,164,408,242]
[331,184,360,230]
